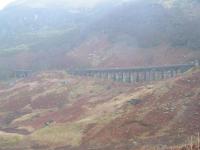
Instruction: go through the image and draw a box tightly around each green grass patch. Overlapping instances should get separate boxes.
[0,132,23,148]
[31,123,84,147]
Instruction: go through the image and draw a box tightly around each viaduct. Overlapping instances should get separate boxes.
[69,60,199,83]
[13,60,199,82]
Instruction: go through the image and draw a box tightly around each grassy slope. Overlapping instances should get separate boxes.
[0,68,199,149]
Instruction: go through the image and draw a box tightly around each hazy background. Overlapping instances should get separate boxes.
[0,0,200,79]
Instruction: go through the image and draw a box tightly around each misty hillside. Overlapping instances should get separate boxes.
[0,1,200,150]
[0,0,200,78]
[91,0,200,49]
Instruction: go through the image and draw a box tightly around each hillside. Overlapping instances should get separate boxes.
[0,68,199,150]
[0,0,200,79]
[65,0,200,68]
[0,0,200,150]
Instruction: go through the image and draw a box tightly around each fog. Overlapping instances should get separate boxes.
[1,0,114,9]
[0,0,199,150]
[0,0,199,77]
[0,0,16,9]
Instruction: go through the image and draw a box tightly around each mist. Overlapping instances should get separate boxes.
[0,0,200,149]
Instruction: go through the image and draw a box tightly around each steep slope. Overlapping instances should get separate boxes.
[0,68,199,150]
[65,0,200,68]
[65,36,200,68]
[0,0,200,79]
[0,0,116,78]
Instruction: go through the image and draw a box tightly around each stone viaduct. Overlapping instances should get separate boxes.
[69,61,199,83]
